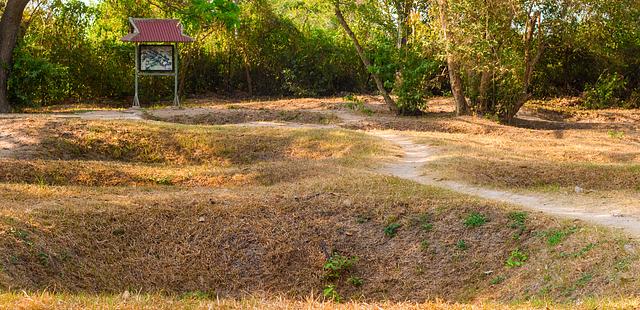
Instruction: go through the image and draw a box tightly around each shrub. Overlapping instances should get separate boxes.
[583,72,626,109]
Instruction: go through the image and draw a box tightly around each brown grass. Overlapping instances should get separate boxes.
[0,118,393,187]
[2,97,640,307]
[147,109,340,126]
[338,100,640,192]
[34,120,372,165]
[0,174,638,303]
[1,291,639,310]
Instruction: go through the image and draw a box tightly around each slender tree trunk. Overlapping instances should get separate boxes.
[334,2,397,112]
[244,63,252,97]
[504,11,544,121]
[438,0,468,116]
[446,57,468,115]
[0,0,30,113]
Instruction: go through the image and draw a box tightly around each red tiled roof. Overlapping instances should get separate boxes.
[121,18,194,43]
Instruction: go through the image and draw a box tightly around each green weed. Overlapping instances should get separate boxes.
[546,227,577,246]
[576,273,593,287]
[560,243,596,258]
[506,249,528,267]
[355,215,371,224]
[464,212,487,228]
[418,213,433,231]
[456,240,468,250]
[323,253,357,280]
[323,284,341,302]
[180,291,212,300]
[420,240,430,252]
[347,276,363,287]
[508,211,528,230]
[384,223,402,238]
[490,276,505,285]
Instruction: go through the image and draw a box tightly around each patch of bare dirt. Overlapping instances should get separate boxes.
[0,118,47,158]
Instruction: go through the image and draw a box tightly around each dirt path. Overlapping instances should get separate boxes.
[220,110,640,237]
[3,108,639,237]
[369,131,640,237]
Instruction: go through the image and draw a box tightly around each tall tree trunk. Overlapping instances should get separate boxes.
[505,11,544,121]
[0,0,30,113]
[446,57,468,115]
[438,0,468,116]
[334,2,397,113]
[244,63,252,97]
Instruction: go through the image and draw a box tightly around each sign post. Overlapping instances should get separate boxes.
[121,18,193,108]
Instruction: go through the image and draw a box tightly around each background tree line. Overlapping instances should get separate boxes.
[0,0,638,119]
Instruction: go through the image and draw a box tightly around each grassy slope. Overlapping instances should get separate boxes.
[0,118,639,309]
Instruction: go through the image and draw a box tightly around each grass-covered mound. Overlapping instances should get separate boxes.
[0,119,394,187]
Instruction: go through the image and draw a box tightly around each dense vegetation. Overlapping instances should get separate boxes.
[0,0,638,117]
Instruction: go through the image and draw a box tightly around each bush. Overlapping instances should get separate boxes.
[583,72,626,109]
[9,49,70,106]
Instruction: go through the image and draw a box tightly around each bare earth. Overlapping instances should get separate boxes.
[2,98,639,238]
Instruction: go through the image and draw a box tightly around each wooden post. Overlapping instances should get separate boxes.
[133,43,140,108]
[173,43,179,107]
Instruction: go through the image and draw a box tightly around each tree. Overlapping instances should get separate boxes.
[333,0,397,112]
[0,0,30,112]
[437,0,468,116]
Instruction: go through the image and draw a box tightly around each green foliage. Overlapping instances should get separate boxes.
[323,284,341,302]
[546,227,577,246]
[323,253,357,280]
[181,0,240,30]
[456,239,468,250]
[508,211,528,234]
[9,50,70,106]
[464,212,487,228]
[506,249,528,267]
[583,73,627,109]
[418,213,433,231]
[490,276,505,285]
[180,291,212,300]
[5,0,640,110]
[420,240,430,251]
[608,130,625,139]
[384,223,401,238]
[346,276,363,287]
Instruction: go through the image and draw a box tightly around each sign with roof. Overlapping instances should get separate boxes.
[121,18,194,107]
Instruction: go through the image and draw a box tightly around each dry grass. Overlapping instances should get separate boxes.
[411,124,640,191]
[524,98,640,124]
[0,173,638,303]
[336,98,640,193]
[1,291,639,310]
[2,97,640,307]
[0,118,393,187]
[147,108,341,125]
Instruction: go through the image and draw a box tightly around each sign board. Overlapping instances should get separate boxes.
[139,44,174,73]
